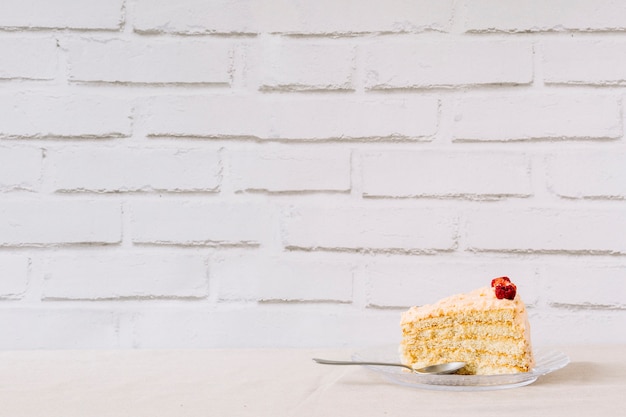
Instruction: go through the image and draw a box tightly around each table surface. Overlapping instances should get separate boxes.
[0,345,623,417]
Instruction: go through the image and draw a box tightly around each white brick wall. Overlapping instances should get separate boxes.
[542,39,626,86]
[547,150,626,199]
[452,94,622,141]
[47,146,221,193]
[463,0,626,32]
[260,39,356,91]
[0,255,29,298]
[465,208,626,254]
[1,93,132,138]
[43,251,209,300]
[64,38,233,84]
[0,0,625,350]
[142,95,439,140]
[0,200,121,246]
[133,0,454,35]
[364,39,533,89]
[226,146,351,193]
[0,0,124,30]
[0,146,42,191]
[283,206,457,252]
[0,38,58,80]
[361,150,531,198]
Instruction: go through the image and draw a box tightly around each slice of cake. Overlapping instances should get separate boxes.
[400,277,533,375]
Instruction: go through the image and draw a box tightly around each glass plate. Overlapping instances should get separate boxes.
[351,346,569,391]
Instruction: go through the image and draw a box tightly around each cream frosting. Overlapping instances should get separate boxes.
[401,286,523,323]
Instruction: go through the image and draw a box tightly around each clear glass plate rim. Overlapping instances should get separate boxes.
[351,345,569,387]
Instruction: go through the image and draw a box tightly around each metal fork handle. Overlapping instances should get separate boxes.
[312,358,413,371]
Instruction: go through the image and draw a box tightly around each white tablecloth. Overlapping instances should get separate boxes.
[0,345,622,416]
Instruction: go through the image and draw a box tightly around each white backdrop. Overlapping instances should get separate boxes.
[0,0,625,349]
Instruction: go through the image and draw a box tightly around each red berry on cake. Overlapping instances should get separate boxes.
[491,276,511,288]
[494,284,517,300]
[491,276,517,300]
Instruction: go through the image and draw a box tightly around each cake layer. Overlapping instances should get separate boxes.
[401,336,529,356]
[403,320,524,339]
[400,346,529,365]
[401,309,519,329]
[400,347,532,375]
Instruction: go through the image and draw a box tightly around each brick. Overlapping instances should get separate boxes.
[361,150,531,198]
[130,201,271,246]
[464,0,626,32]
[0,0,123,30]
[547,150,626,199]
[0,93,132,139]
[363,259,538,308]
[65,38,232,84]
[530,310,626,345]
[465,208,626,254]
[542,39,626,85]
[539,262,626,308]
[0,255,29,298]
[134,0,453,35]
[133,0,257,34]
[0,200,121,246]
[143,95,438,140]
[0,146,42,191]
[452,94,621,141]
[261,40,355,91]
[228,146,351,193]
[47,147,220,193]
[43,251,208,300]
[283,206,457,252]
[365,39,532,89]
[142,95,267,139]
[0,38,57,80]
[269,96,439,140]
[213,252,353,302]
[0,308,120,349]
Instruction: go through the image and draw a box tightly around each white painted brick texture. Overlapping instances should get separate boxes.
[43,252,208,300]
[465,208,626,254]
[0,201,121,246]
[0,146,42,191]
[0,0,124,30]
[539,261,626,308]
[142,95,438,140]
[464,0,626,32]
[0,1,625,349]
[0,255,29,298]
[542,40,626,85]
[227,146,351,193]
[283,206,457,252]
[0,309,121,349]
[0,93,132,139]
[0,38,58,80]
[213,252,354,302]
[361,150,531,198]
[452,94,622,141]
[133,0,454,35]
[47,147,221,193]
[64,38,233,84]
[547,150,626,199]
[130,201,271,246]
[260,39,356,91]
[365,39,532,89]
